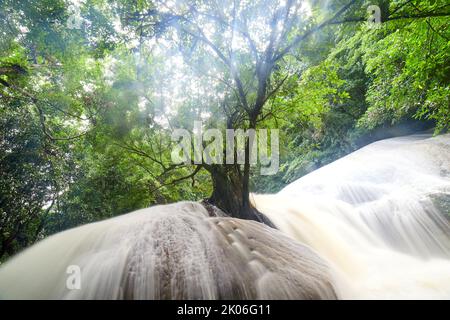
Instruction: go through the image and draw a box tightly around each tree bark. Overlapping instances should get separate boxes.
[206,164,275,228]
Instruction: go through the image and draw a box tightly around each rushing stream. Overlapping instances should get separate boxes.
[0,133,449,299]
[253,133,450,299]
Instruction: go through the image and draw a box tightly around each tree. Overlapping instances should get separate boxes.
[257,0,449,189]
[119,0,364,221]
[0,0,117,259]
[1,0,448,259]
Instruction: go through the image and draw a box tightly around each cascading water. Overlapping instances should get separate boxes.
[253,133,450,299]
[0,133,449,299]
[0,202,338,299]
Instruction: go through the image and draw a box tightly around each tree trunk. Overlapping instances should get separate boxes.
[206,164,275,228]
[0,236,15,261]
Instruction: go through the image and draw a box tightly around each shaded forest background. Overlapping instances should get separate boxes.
[0,0,448,260]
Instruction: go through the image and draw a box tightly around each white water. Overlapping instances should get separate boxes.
[253,133,450,299]
[0,202,337,299]
[0,133,449,299]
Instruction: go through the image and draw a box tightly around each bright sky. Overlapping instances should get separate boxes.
[100,0,314,127]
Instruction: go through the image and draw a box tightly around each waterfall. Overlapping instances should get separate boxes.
[253,133,450,299]
[0,133,449,299]
[0,202,337,299]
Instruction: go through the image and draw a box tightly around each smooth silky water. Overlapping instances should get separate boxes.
[0,134,449,299]
[253,133,450,299]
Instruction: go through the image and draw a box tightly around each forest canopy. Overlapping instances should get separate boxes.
[0,0,449,260]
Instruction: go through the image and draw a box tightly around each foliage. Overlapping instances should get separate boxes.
[0,0,448,260]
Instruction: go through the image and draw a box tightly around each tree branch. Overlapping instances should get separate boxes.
[273,0,358,62]
[149,165,202,193]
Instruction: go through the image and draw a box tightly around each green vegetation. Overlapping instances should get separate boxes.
[0,0,448,261]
